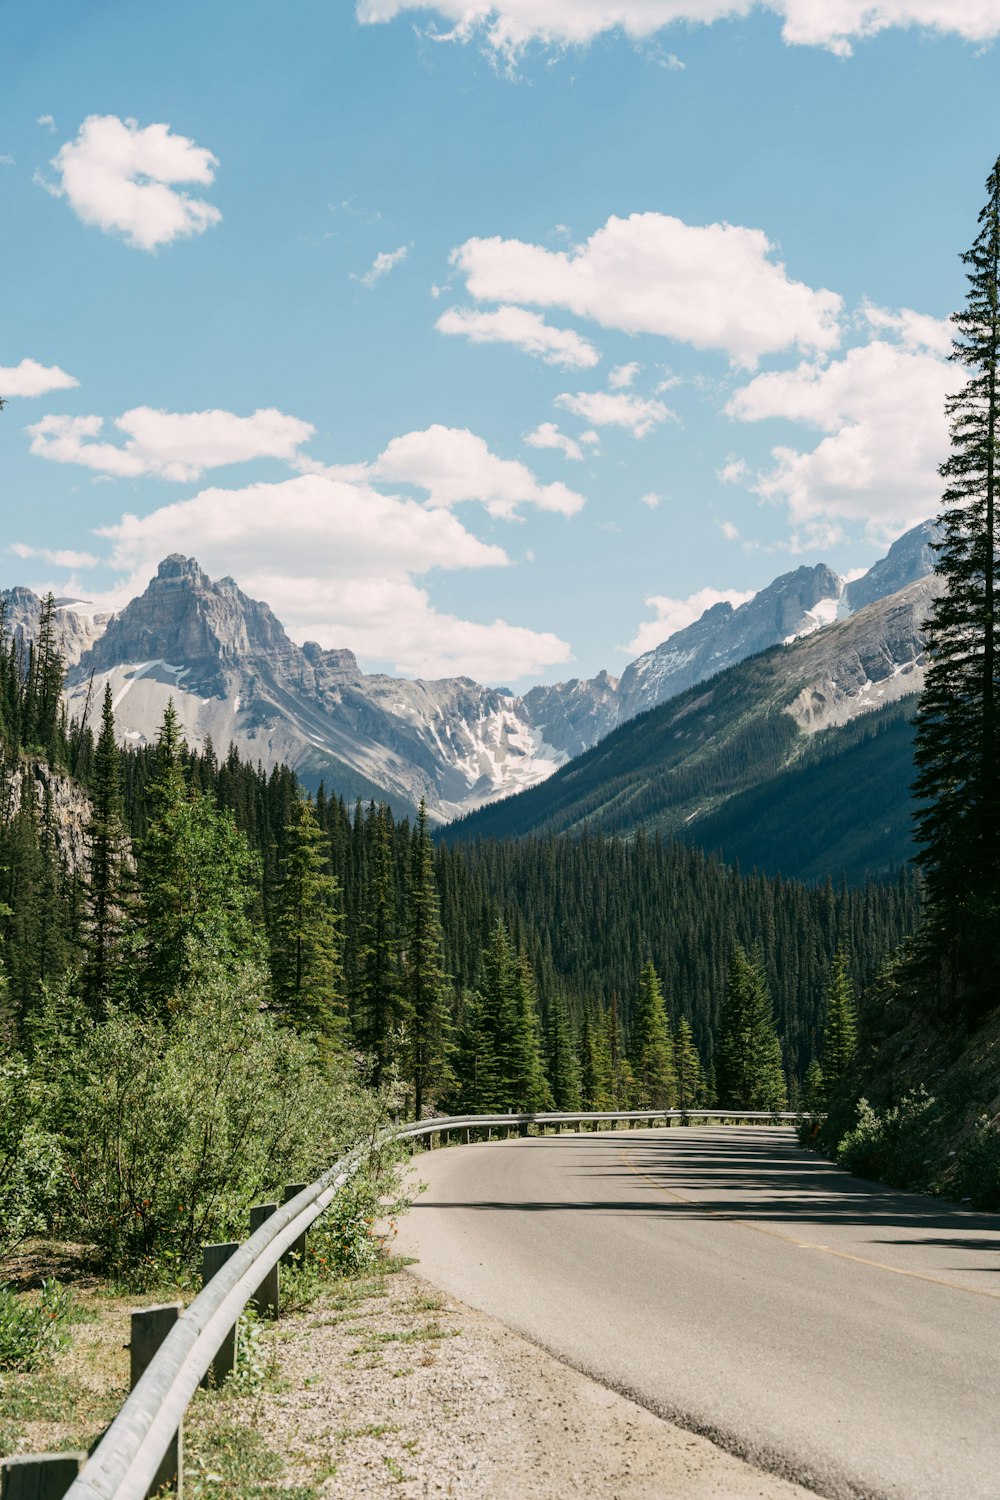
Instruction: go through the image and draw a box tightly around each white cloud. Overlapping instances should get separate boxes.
[719,520,740,541]
[608,361,640,388]
[36,115,55,131]
[435,304,599,368]
[640,491,661,508]
[718,457,748,484]
[96,473,570,680]
[367,424,586,517]
[625,585,756,656]
[0,358,79,398]
[726,329,956,539]
[45,115,221,252]
[555,388,672,438]
[355,244,409,287]
[0,155,14,168]
[862,303,953,356]
[357,1,1000,60]
[8,543,98,568]
[524,422,583,461]
[451,213,842,367]
[27,406,314,482]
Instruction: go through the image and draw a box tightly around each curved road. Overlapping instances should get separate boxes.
[395,1127,1000,1500]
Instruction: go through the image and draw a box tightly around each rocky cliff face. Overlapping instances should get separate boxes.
[8,518,941,822]
[0,587,110,668]
[617,563,843,720]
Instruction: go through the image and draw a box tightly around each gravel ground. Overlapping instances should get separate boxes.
[261,1267,817,1499]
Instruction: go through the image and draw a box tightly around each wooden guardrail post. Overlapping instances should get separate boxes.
[200,1243,240,1386]
[1,1453,86,1499]
[249,1204,280,1317]
[282,1184,308,1265]
[129,1304,183,1497]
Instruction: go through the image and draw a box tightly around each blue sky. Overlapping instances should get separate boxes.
[2,1,998,685]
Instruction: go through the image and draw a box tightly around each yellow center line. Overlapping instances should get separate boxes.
[621,1150,1000,1302]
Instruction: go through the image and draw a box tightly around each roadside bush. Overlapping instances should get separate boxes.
[56,954,392,1279]
[0,1280,73,1371]
[0,1053,62,1264]
[835,1088,939,1188]
[953,1116,1000,1211]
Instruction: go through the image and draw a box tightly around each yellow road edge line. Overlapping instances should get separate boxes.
[621,1152,1000,1303]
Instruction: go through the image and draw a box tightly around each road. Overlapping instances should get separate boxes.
[394,1126,1000,1500]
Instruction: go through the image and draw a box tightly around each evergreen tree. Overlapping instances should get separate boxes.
[138,704,262,1009]
[402,801,452,1116]
[674,1016,706,1110]
[716,945,787,1111]
[353,804,402,1084]
[914,153,1000,1006]
[820,950,857,1088]
[82,684,129,1013]
[802,1058,826,1114]
[509,952,553,1111]
[580,1011,613,1110]
[544,990,582,1110]
[269,797,344,1047]
[630,961,676,1108]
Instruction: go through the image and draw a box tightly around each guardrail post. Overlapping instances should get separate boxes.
[249,1204,280,1317]
[1,1452,86,1499]
[201,1243,240,1386]
[282,1184,308,1265]
[518,1121,529,1138]
[130,1304,183,1497]
[462,1128,470,1144]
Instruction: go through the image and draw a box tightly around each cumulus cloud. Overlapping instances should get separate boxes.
[27,406,314,482]
[555,388,672,438]
[435,304,599,368]
[357,0,1000,60]
[8,543,98,569]
[608,361,640,388]
[726,328,957,539]
[366,424,586,517]
[451,213,842,367]
[355,244,409,287]
[0,358,79,398]
[624,585,756,656]
[640,491,661,508]
[44,115,221,252]
[96,473,570,680]
[524,422,583,461]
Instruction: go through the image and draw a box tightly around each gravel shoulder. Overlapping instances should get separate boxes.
[265,1265,817,1499]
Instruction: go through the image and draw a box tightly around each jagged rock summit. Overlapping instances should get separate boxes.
[4,518,941,822]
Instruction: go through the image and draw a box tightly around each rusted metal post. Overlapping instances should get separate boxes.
[130,1304,183,1497]
[201,1243,240,1386]
[249,1204,280,1317]
[1,1453,86,1500]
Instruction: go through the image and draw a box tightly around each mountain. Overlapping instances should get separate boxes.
[445,575,940,883]
[2,519,939,824]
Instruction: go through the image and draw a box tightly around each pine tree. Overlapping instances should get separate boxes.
[630,961,676,1108]
[802,1058,826,1114]
[138,703,262,1008]
[716,945,787,1111]
[914,152,1000,1006]
[544,990,582,1110]
[508,952,553,1111]
[820,949,857,1089]
[269,797,344,1047]
[402,801,452,1116]
[674,1016,705,1110]
[82,684,129,1013]
[580,1011,613,1110]
[353,804,402,1084]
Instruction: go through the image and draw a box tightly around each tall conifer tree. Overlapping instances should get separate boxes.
[914,153,1000,1005]
[716,945,787,1111]
[820,950,858,1089]
[82,684,129,1013]
[403,801,452,1116]
[269,797,345,1047]
[631,961,676,1108]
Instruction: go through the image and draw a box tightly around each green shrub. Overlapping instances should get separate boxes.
[0,1053,63,1264]
[54,955,392,1278]
[835,1088,939,1187]
[953,1116,1000,1210]
[0,1280,73,1371]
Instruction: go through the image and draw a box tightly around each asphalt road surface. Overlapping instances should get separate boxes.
[395,1126,1000,1500]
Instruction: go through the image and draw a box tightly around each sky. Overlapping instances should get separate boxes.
[2,1,999,687]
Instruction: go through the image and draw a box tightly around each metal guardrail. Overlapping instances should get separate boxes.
[6,1110,816,1500]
